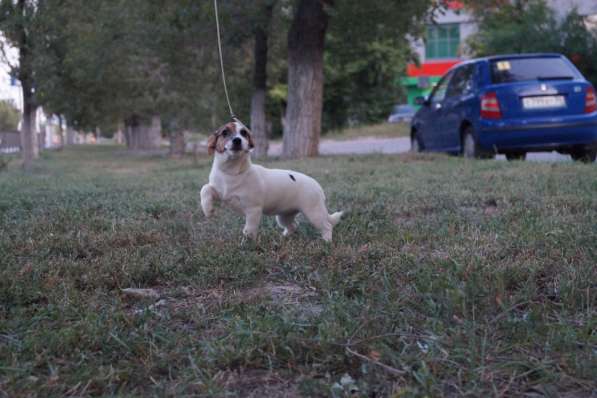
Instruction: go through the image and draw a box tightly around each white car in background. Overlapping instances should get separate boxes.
[387,104,417,123]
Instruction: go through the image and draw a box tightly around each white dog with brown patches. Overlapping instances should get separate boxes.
[200,121,343,241]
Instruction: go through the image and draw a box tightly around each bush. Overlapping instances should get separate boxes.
[0,156,10,171]
[0,100,20,132]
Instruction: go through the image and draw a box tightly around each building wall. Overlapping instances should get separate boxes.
[411,7,476,64]
[403,4,476,106]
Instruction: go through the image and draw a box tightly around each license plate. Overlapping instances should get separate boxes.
[522,95,566,109]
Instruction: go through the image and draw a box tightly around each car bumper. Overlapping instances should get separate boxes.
[478,114,597,152]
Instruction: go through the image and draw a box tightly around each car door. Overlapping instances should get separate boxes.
[419,71,454,150]
[442,64,477,151]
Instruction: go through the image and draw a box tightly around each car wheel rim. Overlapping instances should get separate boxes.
[464,134,475,158]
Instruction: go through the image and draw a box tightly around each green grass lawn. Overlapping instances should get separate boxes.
[1,146,595,397]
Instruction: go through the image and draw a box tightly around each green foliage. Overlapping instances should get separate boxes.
[3,0,434,136]
[468,0,597,85]
[33,0,237,132]
[324,37,411,130]
[0,100,20,131]
[322,0,433,130]
[468,0,560,54]
[0,146,595,396]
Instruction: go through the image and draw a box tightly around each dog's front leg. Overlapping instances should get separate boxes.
[200,184,218,218]
[242,207,263,239]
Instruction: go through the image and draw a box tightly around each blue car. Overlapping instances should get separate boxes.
[411,53,597,162]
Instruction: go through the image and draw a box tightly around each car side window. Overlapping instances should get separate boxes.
[446,65,475,98]
[430,72,453,104]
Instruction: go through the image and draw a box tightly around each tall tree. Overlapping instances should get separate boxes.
[282,0,432,158]
[0,0,40,169]
[34,0,222,151]
[283,0,330,158]
[250,0,275,158]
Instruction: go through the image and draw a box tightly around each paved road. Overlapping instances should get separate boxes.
[269,137,575,162]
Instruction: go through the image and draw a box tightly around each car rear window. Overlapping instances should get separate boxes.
[490,57,577,84]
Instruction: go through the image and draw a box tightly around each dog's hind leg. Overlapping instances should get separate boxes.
[200,184,218,218]
[302,205,334,242]
[276,212,299,236]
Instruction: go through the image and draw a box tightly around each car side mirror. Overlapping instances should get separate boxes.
[414,96,429,106]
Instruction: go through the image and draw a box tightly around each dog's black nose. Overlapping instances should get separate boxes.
[232,137,241,146]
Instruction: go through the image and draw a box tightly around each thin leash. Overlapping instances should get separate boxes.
[213,0,238,122]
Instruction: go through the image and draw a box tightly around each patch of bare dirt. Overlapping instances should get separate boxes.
[122,282,322,319]
[215,369,300,398]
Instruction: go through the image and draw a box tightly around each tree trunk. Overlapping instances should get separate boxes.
[20,81,36,169]
[66,124,76,145]
[115,122,125,144]
[169,131,186,158]
[126,115,161,150]
[251,90,268,158]
[140,115,161,150]
[250,2,274,158]
[131,122,141,150]
[282,0,331,158]
[125,115,139,150]
[16,0,38,169]
[56,115,64,149]
[124,127,131,148]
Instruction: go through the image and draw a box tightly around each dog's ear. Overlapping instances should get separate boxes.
[244,128,255,150]
[207,133,218,156]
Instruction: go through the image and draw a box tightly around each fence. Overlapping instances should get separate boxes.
[0,131,20,154]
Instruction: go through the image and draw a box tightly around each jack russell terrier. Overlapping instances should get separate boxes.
[200,121,343,241]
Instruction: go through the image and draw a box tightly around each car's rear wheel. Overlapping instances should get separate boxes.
[411,131,422,153]
[570,149,596,163]
[506,152,526,161]
[462,127,493,159]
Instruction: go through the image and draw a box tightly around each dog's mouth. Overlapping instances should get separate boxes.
[230,145,243,152]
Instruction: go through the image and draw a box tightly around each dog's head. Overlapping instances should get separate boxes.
[207,121,255,158]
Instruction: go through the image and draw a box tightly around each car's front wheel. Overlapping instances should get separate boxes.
[570,149,596,163]
[411,131,422,153]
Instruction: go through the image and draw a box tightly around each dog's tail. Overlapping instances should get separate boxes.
[328,211,344,226]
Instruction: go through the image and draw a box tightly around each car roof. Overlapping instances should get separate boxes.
[446,53,568,74]
[479,53,564,62]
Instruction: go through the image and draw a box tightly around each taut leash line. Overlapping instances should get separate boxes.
[213,0,237,121]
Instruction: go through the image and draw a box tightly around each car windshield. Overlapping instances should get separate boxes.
[490,57,577,84]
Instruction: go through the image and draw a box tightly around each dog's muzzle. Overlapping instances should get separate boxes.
[231,137,242,152]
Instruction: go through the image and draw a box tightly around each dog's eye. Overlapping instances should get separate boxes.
[221,129,229,137]
[240,129,248,138]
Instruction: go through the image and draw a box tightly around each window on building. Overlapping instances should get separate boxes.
[426,24,460,59]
